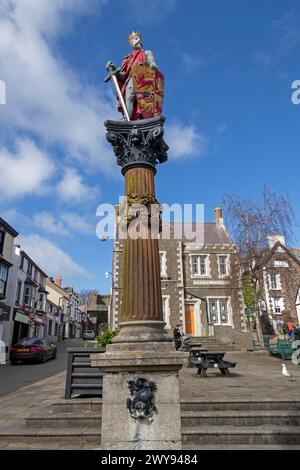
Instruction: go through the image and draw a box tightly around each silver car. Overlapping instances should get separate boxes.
[83,329,96,340]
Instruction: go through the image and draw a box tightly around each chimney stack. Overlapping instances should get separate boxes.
[267,234,286,249]
[214,205,224,228]
[56,275,62,287]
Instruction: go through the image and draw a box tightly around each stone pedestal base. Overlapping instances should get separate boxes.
[91,347,188,450]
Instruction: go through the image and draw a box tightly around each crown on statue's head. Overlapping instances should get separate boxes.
[127,31,142,44]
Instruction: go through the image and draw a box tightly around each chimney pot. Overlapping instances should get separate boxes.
[56,275,62,287]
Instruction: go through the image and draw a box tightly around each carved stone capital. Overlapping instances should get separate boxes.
[105,116,168,174]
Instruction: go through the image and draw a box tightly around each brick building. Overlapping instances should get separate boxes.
[110,207,251,347]
[257,235,300,332]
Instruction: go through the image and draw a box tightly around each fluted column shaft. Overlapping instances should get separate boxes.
[121,167,163,323]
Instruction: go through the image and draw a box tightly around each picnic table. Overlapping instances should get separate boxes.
[190,350,237,377]
[187,344,208,368]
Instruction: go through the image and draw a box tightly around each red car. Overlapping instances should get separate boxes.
[10,337,57,365]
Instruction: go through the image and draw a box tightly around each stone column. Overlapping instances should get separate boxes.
[91,116,188,450]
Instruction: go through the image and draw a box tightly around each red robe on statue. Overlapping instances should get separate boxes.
[117,49,146,120]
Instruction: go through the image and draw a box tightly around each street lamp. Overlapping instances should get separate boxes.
[105,271,112,280]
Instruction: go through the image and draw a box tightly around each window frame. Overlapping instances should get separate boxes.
[208,298,231,326]
[190,254,209,278]
[218,255,229,277]
[0,263,9,297]
[0,230,5,256]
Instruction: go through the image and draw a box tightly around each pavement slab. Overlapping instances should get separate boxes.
[0,350,300,449]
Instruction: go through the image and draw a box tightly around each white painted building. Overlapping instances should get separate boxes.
[6,246,48,346]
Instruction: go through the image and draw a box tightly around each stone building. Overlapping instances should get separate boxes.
[257,235,300,332]
[86,293,110,335]
[110,206,250,347]
[46,276,70,343]
[0,218,18,348]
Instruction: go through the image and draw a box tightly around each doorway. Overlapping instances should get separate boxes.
[185,304,195,335]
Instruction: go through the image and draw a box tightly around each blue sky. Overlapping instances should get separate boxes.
[0,0,299,293]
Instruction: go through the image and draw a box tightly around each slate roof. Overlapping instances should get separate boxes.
[291,248,300,262]
[116,221,233,245]
[162,222,233,244]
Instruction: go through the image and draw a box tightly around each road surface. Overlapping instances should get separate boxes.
[0,339,91,396]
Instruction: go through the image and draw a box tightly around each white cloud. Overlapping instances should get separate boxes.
[166,123,209,160]
[0,0,113,172]
[60,212,94,235]
[0,139,55,199]
[57,168,99,203]
[33,211,95,236]
[18,234,91,281]
[32,212,69,236]
[1,207,95,237]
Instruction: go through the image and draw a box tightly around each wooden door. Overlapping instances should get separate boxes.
[185,304,195,335]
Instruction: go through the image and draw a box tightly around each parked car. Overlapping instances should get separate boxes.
[9,337,57,365]
[83,328,96,340]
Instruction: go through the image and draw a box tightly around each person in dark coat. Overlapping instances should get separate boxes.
[173,324,182,351]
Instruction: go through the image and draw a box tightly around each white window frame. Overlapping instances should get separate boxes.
[269,273,281,291]
[207,297,232,326]
[190,254,210,278]
[274,260,289,268]
[218,255,230,277]
[162,295,171,329]
[272,297,285,314]
[159,251,168,278]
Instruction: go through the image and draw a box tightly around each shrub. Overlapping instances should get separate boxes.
[95,330,118,348]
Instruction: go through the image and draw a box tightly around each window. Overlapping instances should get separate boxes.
[160,252,167,277]
[0,230,5,255]
[270,273,281,290]
[162,296,170,329]
[23,286,31,306]
[24,286,35,307]
[27,262,32,276]
[191,255,208,276]
[54,323,58,337]
[209,299,230,325]
[274,260,289,268]
[220,301,228,324]
[20,255,24,270]
[218,256,228,276]
[15,280,22,305]
[48,320,53,336]
[0,264,8,296]
[209,300,218,323]
[273,297,284,314]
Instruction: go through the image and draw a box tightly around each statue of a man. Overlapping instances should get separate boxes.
[106,32,164,120]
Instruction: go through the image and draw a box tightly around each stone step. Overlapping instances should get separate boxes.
[182,426,300,445]
[180,399,300,411]
[196,344,236,351]
[1,442,98,450]
[52,398,102,414]
[26,413,101,429]
[71,384,102,396]
[181,410,300,427]
[0,427,101,446]
[183,444,300,450]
